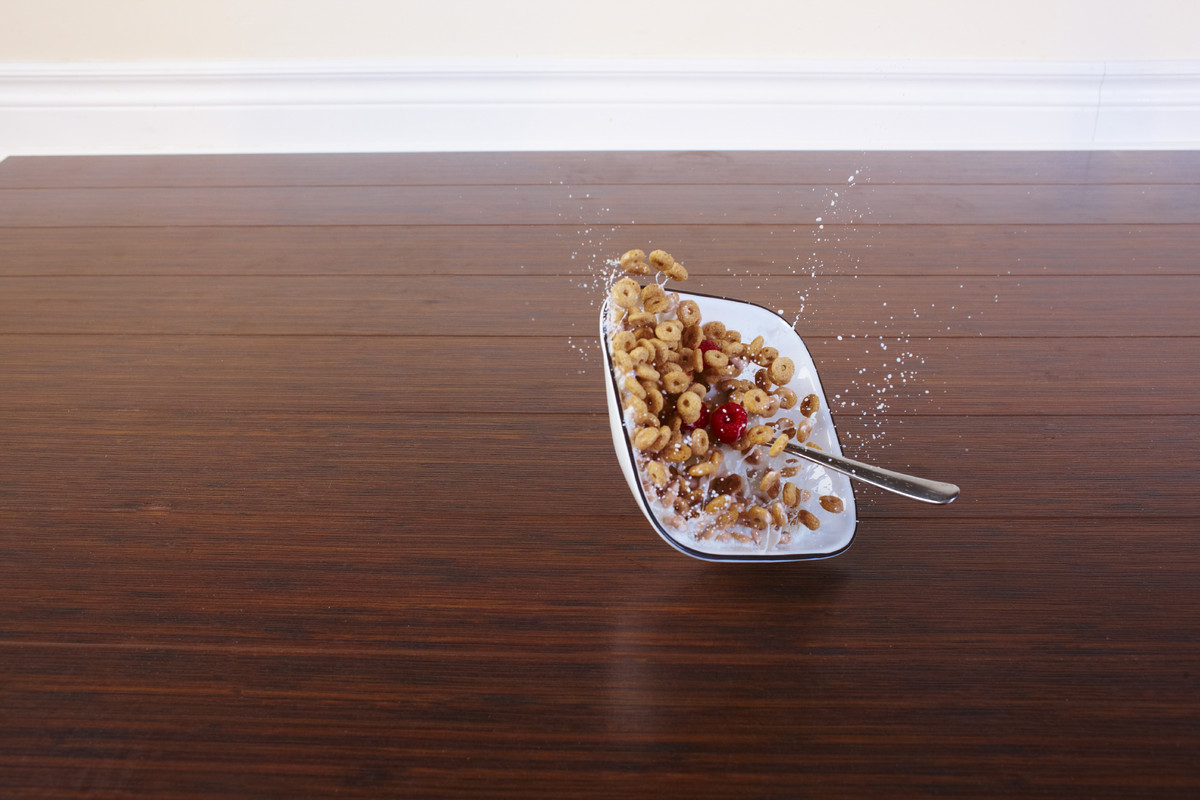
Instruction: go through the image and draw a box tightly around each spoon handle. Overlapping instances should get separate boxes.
[781,442,960,504]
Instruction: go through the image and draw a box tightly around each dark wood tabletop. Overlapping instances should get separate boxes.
[1,151,1198,798]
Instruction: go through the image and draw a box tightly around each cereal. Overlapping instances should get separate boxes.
[800,393,820,417]
[819,495,845,513]
[611,277,641,308]
[606,247,848,553]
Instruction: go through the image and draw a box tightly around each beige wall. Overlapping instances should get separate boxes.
[2,0,1196,63]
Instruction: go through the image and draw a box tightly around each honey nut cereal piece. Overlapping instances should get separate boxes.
[628,310,658,328]
[664,261,688,282]
[746,424,774,446]
[681,323,703,349]
[747,335,764,356]
[624,395,654,425]
[778,387,798,410]
[689,347,705,372]
[611,277,641,308]
[675,391,703,424]
[782,481,801,508]
[634,362,660,382]
[612,331,636,352]
[653,425,672,451]
[646,460,668,486]
[754,369,772,391]
[633,426,660,451]
[689,427,710,455]
[800,393,820,418]
[742,388,771,415]
[717,509,740,527]
[746,506,771,531]
[703,349,729,369]
[759,470,780,494]
[702,321,726,339]
[707,447,724,467]
[644,385,665,414]
[780,466,800,478]
[688,461,716,477]
[655,320,683,342]
[770,502,787,526]
[687,382,706,397]
[704,495,730,513]
[648,249,675,270]
[768,356,795,385]
[795,417,815,442]
[613,350,633,372]
[722,341,747,358]
[769,434,789,458]
[660,372,688,395]
[641,284,669,314]
[753,346,779,366]
[676,300,702,326]
[798,509,821,531]
[666,443,692,462]
[623,376,647,399]
[620,248,646,265]
[628,345,651,365]
[819,495,845,513]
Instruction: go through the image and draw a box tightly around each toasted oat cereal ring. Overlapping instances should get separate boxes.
[742,388,771,415]
[769,434,789,457]
[754,368,772,391]
[707,448,724,467]
[754,346,779,366]
[798,509,821,530]
[746,506,771,531]
[769,356,795,385]
[628,345,651,365]
[780,466,800,478]
[629,312,658,330]
[634,363,660,382]
[782,481,800,507]
[747,424,774,446]
[795,417,815,442]
[611,331,636,353]
[611,278,641,308]
[675,391,702,424]
[644,385,665,414]
[666,443,692,462]
[613,350,633,371]
[662,371,690,395]
[620,248,648,271]
[702,321,726,339]
[703,349,729,369]
[623,376,647,399]
[633,426,659,451]
[800,393,820,418]
[646,460,668,486]
[770,502,787,526]
[748,335,764,356]
[689,427,709,455]
[705,495,730,514]
[778,387,798,410]
[759,470,780,494]
[717,509,739,527]
[687,382,706,397]
[665,262,688,281]
[677,300,701,327]
[690,347,705,372]
[682,323,703,348]
[655,320,683,342]
[652,425,671,451]
[648,249,675,270]
[687,461,716,477]
[819,495,845,513]
[722,341,746,358]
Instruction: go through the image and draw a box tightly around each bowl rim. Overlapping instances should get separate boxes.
[601,287,856,563]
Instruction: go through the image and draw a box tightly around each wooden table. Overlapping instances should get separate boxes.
[1,152,1197,798]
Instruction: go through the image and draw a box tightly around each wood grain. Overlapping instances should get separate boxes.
[0,151,1197,799]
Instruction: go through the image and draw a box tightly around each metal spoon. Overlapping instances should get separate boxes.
[779,441,959,504]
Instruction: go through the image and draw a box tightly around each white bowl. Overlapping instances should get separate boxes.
[601,289,857,562]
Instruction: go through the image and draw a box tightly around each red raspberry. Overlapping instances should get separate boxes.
[698,339,721,354]
[710,402,748,444]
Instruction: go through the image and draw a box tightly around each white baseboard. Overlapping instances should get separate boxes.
[1,59,1198,157]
